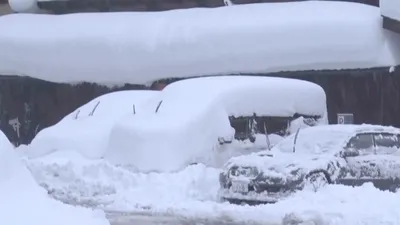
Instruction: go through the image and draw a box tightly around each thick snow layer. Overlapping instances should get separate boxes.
[224,124,400,186]
[276,124,400,155]
[140,76,326,117]
[25,151,221,207]
[27,90,158,159]
[0,1,399,84]
[25,150,400,225]
[0,131,109,225]
[8,0,39,13]
[106,76,327,172]
[381,0,400,21]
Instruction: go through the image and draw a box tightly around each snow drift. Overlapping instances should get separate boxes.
[105,76,327,172]
[0,1,399,85]
[380,0,400,22]
[0,130,109,225]
[27,90,158,159]
[25,151,400,225]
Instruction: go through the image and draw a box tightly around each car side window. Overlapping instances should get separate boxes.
[373,133,400,154]
[346,133,374,154]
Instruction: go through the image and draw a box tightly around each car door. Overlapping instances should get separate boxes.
[337,133,378,186]
[369,133,400,190]
[339,133,400,190]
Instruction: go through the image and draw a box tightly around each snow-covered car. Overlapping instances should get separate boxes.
[219,124,400,204]
[26,90,158,159]
[106,76,327,172]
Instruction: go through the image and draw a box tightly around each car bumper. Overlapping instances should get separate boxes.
[218,188,292,204]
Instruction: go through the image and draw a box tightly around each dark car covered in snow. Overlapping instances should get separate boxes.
[218,124,400,204]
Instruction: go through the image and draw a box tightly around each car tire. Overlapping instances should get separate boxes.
[249,135,256,143]
[388,184,400,193]
[304,172,329,192]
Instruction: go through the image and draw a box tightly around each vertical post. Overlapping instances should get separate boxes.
[133,104,136,115]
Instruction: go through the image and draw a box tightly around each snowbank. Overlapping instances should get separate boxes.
[26,152,400,225]
[27,90,158,159]
[380,0,400,21]
[26,151,220,208]
[0,130,109,225]
[0,1,399,84]
[105,76,327,172]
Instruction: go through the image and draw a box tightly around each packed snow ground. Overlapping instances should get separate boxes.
[20,147,400,225]
[1,1,399,85]
[0,131,109,225]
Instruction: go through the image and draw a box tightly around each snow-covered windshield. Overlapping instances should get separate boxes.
[354,133,400,155]
[273,126,351,155]
[374,133,400,154]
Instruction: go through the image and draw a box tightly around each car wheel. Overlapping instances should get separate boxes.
[388,184,400,193]
[304,172,328,192]
[249,135,256,143]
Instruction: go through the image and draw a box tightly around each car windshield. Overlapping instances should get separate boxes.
[273,127,350,155]
[374,133,400,154]
[345,133,400,155]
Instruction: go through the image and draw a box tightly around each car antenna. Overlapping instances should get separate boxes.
[293,128,301,153]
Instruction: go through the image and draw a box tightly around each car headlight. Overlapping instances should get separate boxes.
[229,166,259,178]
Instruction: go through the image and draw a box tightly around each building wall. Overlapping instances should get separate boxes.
[0,3,12,14]
[0,68,399,146]
[0,0,380,14]
[273,68,400,126]
[37,0,379,13]
[0,77,146,146]
[0,0,393,145]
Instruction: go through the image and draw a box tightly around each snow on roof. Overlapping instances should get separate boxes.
[0,1,399,85]
[28,90,158,159]
[380,0,400,21]
[105,76,326,172]
[274,124,400,154]
[152,76,326,118]
[298,124,400,135]
[63,90,158,119]
[226,124,400,174]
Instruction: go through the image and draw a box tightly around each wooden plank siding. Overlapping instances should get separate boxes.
[0,3,12,15]
[383,16,400,35]
[36,0,380,14]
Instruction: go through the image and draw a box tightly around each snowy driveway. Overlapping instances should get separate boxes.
[23,152,400,225]
[106,212,276,225]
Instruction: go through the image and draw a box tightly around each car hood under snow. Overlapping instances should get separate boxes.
[224,151,342,183]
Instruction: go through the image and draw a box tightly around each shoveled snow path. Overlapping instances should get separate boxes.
[106,211,277,225]
[23,150,400,225]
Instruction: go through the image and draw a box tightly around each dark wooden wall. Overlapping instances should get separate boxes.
[0,76,146,146]
[2,0,397,147]
[274,68,400,126]
[1,67,399,146]
[37,0,380,14]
